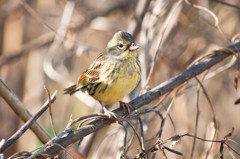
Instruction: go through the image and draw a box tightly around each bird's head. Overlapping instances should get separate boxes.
[105,31,139,60]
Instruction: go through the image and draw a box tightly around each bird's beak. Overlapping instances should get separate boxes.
[129,43,139,51]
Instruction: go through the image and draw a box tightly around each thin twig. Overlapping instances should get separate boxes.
[190,69,210,158]
[126,108,163,121]
[163,146,183,156]
[9,151,32,159]
[126,108,164,142]
[44,86,57,137]
[161,102,178,134]
[158,85,184,138]
[224,142,240,156]
[67,114,110,128]
[194,77,217,159]
[117,121,128,158]
[33,142,74,159]
[138,118,146,151]
[178,132,240,157]
[183,133,222,143]
[190,78,201,159]
[139,136,183,158]
[124,120,144,152]
[149,91,178,135]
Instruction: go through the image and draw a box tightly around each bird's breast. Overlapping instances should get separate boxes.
[91,59,141,104]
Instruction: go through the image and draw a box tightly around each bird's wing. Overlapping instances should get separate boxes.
[63,53,106,95]
[77,53,106,87]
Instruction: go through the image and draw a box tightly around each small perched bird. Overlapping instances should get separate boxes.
[64,31,141,119]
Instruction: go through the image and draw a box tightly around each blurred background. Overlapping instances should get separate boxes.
[0,0,240,158]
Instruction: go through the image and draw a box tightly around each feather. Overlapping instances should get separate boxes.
[63,84,81,95]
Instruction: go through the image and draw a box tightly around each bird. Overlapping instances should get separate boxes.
[64,31,141,119]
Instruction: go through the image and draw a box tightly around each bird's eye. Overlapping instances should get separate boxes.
[119,43,123,48]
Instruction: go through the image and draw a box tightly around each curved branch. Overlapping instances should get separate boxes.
[33,41,240,157]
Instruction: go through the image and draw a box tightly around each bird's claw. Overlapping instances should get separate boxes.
[119,101,134,114]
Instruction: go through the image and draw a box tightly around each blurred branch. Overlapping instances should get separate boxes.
[20,0,56,32]
[43,0,97,107]
[0,32,55,67]
[144,0,183,88]
[127,0,152,37]
[0,78,52,144]
[30,41,240,157]
[190,75,203,159]
[194,77,217,158]
[20,0,99,52]
[185,0,231,43]
[128,0,151,99]
[43,0,75,85]
[0,91,57,152]
[73,0,129,32]
[214,0,240,10]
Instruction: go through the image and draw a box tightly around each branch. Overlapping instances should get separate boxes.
[0,32,55,67]
[33,41,240,157]
[127,0,152,37]
[0,91,57,152]
[0,78,52,144]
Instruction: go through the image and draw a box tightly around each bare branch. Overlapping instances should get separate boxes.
[44,86,57,137]
[0,91,57,152]
[0,78,51,144]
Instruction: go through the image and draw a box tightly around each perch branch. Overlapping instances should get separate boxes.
[32,41,240,156]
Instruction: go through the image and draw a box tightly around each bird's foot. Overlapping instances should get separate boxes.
[119,101,134,114]
[99,102,123,122]
[100,105,121,121]
[102,106,117,119]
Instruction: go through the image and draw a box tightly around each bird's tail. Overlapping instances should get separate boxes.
[63,84,81,95]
